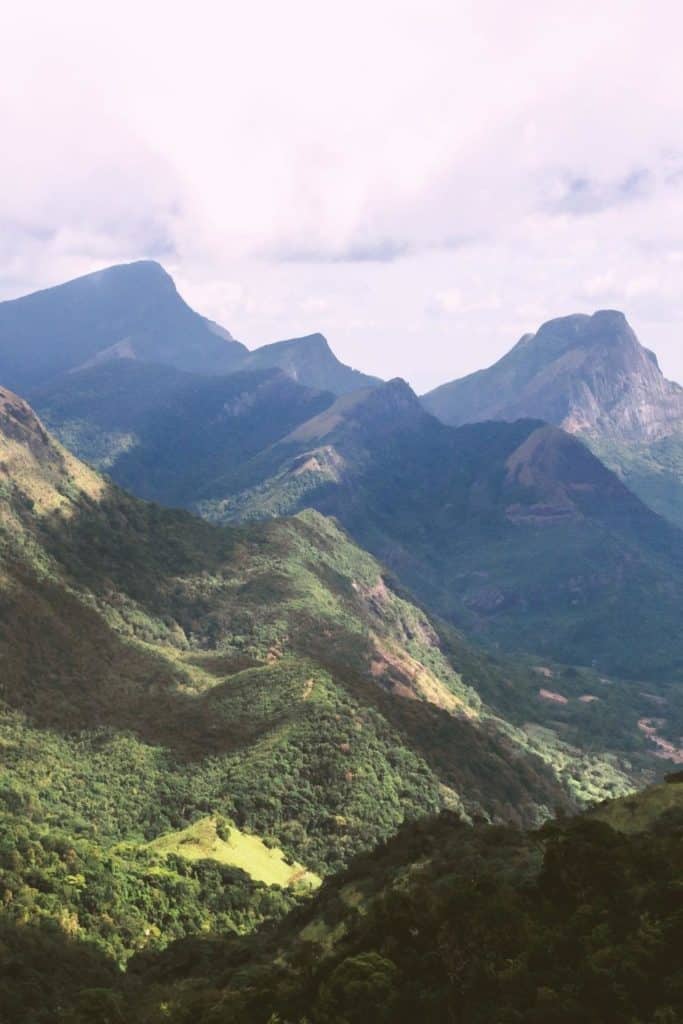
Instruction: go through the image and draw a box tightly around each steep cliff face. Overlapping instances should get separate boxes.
[423,311,683,442]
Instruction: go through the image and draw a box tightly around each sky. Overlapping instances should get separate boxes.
[2,0,683,392]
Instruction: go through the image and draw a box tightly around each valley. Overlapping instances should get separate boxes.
[0,263,682,1023]
[5,8,683,1020]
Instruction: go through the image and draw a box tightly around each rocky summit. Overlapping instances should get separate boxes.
[423,310,683,442]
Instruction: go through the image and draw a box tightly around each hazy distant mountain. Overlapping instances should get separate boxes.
[0,262,381,398]
[423,310,683,438]
[238,332,381,395]
[0,261,248,390]
[197,378,683,681]
[423,311,683,527]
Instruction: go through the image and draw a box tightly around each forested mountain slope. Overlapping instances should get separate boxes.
[7,776,683,1023]
[196,379,683,680]
[34,359,683,680]
[3,382,637,984]
[32,361,336,502]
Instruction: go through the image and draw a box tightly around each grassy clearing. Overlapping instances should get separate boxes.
[146,817,321,889]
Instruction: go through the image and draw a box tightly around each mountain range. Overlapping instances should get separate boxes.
[6,259,683,680]
[0,260,378,395]
[194,377,683,680]
[2,260,683,1022]
[23,285,683,679]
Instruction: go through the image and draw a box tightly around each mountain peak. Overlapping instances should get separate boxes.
[551,308,631,338]
[350,375,421,410]
[377,376,427,411]
[0,262,247,389]
[332,376,430,437]
[424,310,683,442]
[94,258,171,279]
[17,259,178,306]
[591,308,629,325]
[240,332,382,396]
[273,332,331,352]
[283,377,425,446]
[89,258,179,295]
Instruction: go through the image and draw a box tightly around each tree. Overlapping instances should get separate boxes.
[315,952,399,1023]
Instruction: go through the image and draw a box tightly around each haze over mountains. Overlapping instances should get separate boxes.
[12,262,682,680]
[0,260,379,396]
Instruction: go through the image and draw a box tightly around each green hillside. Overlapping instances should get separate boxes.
[1,384,681,1022]
[127,776,683,1024]
[4,382,639,979]
[8,778,681,1023]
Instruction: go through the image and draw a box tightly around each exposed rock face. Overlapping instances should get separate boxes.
[423,310,683,442]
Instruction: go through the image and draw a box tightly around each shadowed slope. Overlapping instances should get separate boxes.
[199,378,683,680]
[0,261,247,390]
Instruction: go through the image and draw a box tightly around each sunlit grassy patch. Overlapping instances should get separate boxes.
[146,816,321,889]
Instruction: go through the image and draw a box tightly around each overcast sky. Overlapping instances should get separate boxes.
[2,1,683,391]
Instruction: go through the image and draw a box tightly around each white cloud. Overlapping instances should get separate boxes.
[2,0,683,389]
[299,297,329,316]
[430,289,466,316]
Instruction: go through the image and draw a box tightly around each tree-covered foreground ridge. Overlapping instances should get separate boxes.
[6,777,683,1022]
[0,379,681,1022]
